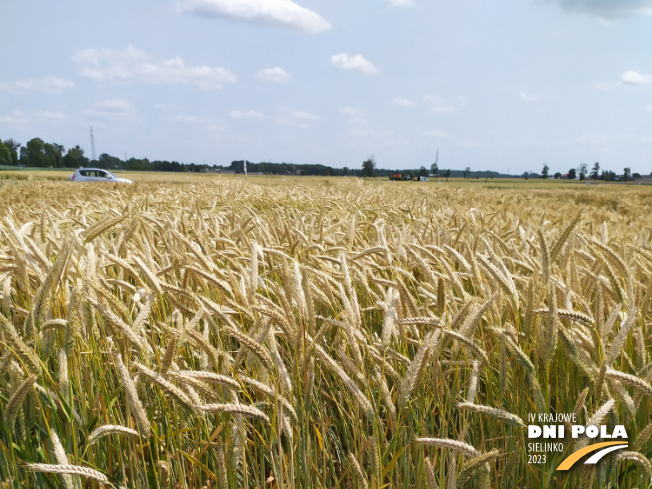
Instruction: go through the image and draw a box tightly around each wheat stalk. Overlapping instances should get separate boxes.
[348,453,368,489]
[200,403,270,423]
[614,451,652,477]
[23,463,109,484]
[5,374,37,431]
[457,402,525,427]
[87,424,140,446]
[605,368,652,397]
[132,361,197,411]
[416,437,479,457]
[114,354,151,437]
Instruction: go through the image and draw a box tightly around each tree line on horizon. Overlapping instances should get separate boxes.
[0,137,492,178]
[0,137,212,173]
[535,162,645,182]
[2,137,648,180]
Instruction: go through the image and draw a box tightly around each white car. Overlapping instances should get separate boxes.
[69,168,133,183]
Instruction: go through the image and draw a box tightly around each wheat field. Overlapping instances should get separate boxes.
[0,178,650,488]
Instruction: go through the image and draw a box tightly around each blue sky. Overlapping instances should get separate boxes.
[2,0,652,174]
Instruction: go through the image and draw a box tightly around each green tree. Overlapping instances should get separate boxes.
[541,164,549,179]
[361,156,376,178]
[623,167,631,182]
[21,138,47,167]
[0,140,11,166]
[98,153,124,169]
[590,162,600,180]
[63,145,89,168]
[127,157,151,171]
[464,166,471,179]
[578,163,588,181]
[430,162,438,176]
[554,172,562,179]
[419,166,428,178]
[44,142,64,167]
[2,139,20,165]
[445,169,451,181]
[568,168,577,180]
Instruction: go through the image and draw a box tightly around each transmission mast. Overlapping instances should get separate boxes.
[90,126,97,161]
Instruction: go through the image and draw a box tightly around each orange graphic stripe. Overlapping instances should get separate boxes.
[556,441,628,471]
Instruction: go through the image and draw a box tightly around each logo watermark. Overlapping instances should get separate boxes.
[526,412,628,470]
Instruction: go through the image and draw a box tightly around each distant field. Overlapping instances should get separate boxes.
[0,169,223,184]
[1,168,650,189]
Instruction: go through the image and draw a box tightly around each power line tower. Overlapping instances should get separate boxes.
[90,126,97,161]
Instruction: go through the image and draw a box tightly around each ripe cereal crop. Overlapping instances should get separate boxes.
[0,177,650,488]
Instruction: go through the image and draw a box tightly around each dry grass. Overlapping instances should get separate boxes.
[0,176,650,488]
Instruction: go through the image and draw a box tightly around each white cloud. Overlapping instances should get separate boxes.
[256,67,291,83]
[595,70,652,90]
[393,97,416,107]
[229,109,267,120]
[87,99,135,120]
[519,91,539,102]
[621,70,652,86]
[547,0,652,19]
[331,53,379,75]
[73,46,236,90]
[177,0,331,33]
[0,109,29,126]
[0,76,75,94]
[387,0,415,6]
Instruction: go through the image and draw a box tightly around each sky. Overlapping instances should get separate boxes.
[2,0,652,175]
